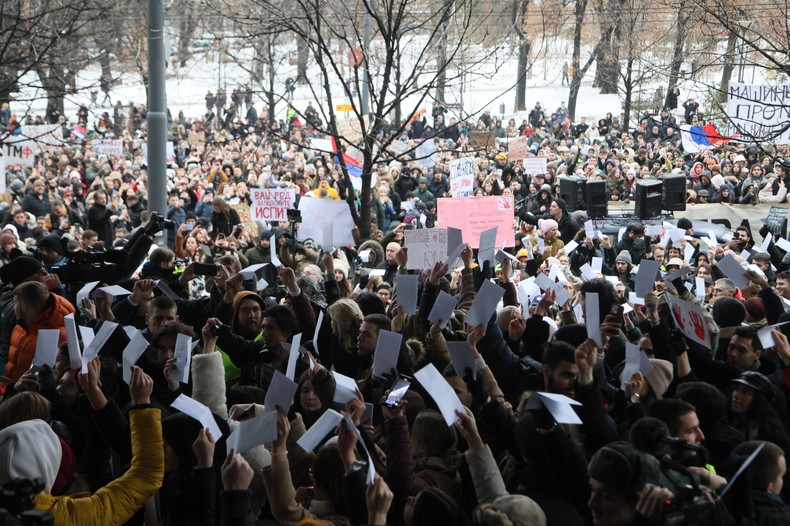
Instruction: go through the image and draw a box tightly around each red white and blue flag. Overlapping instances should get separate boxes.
[680,123,738,153]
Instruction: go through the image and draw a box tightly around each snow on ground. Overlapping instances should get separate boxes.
[14,38,727,126]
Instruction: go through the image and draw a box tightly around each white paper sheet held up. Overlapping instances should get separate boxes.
[169,333,192,384]
[373,329,402,378]
[264,370,299,414]
[297,409,343,452]
[619,343,655,386]
[332,371,359,405]
[395,275,418,315]
[427,291,458,329]
[414,363,464,426]
[446,341,477,380]
[227,411,278,454]
[585,292,602,346]
[64,314,82,371]
[635,260,660,298]
[76,281,100,307]
[286,333,302,380]
[122,330,149,384]
[466,279,505,326]
[32,329,60,368]
[81,321,118,373]
[717,253,749,289]
[171,394,223,440]
[478,227,498,267]
[98,285,132,297]
[525,392,582,425]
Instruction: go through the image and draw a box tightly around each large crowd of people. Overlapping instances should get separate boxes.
[1,92,790,525]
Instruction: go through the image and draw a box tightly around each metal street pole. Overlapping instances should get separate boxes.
[147,0,168,245]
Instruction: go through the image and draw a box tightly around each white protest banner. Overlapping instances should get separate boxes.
[507,136,529,160]
[296,197,356,246]
[250,188,296,222]
[404,228,448,270]
[449,157,475,198]
[141,142,176,165]
[437,196,514,249]
[385,139,409,159]
[1,141,37,167]
[16,124,64,147]
[90,139,124,156]
[665,293,711,349]
[522,156,548,174]
[726,83,790,144]
[415,139,438,168]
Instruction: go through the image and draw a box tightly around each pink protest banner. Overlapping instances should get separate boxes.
[507,136,529,160]
[437,196,514,248]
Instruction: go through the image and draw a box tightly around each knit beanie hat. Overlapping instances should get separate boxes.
[645,359,673,399]
[0,256,43,287]
[38,235,64,256]
[744,297,765,321]
[615,250,632,265]
[588,441,660,501]
[538,218,558,236]
[712,297,746,328]
[0,419,62,494]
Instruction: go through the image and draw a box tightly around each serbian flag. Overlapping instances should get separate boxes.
[71,125,88,140]
[681,123,738,153]
[331,136,362,178]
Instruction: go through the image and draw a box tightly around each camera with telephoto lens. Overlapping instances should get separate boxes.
[150,212,176,233]
[0,478,54,525]
[513,197,538,226]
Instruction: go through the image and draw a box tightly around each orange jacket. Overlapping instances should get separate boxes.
[6,294,75,380]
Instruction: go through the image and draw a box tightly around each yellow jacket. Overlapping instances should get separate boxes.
[35,408,164,526]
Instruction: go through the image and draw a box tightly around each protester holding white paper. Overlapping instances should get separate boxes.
[6,281,75,381]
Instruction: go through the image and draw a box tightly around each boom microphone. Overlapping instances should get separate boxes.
[629,417,706,457]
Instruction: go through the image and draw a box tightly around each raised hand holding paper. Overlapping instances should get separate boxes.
[414,363,464,426]
[372,329,403,378]
[427,291,458,329]
[395,275,418,315]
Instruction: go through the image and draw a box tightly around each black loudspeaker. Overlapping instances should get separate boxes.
[662,175,687,212]
[635,180,663,219]
[559,176,586,212]
[586,180,608,218]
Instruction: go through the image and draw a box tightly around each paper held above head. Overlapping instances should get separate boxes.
[227,411,278,455]
[63,313,82,371]
[635,260,661,298]
[171,394,224,440]
[372,329,403,378]
[446,341,477,380]
[395,274,419,315]
[585,292,602,347]
[427,290,459,329]
[81,321,119,374]
[414,363,464,426]
[122,330,149,384]
[264,370,299,415]
[285,333,303,380]
[32,329,60,369]
[525,392,582,425]
[466,279,505,326]
[620,343,654,387]
[297,409,343,452]
[717,253,750,289]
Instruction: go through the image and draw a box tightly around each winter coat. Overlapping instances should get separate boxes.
[34,408,164,526]
[21,192,53,218]
[6,294,75,380]
[87,203,114,246]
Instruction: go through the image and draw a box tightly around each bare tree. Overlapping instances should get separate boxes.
[225,0,510,238]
